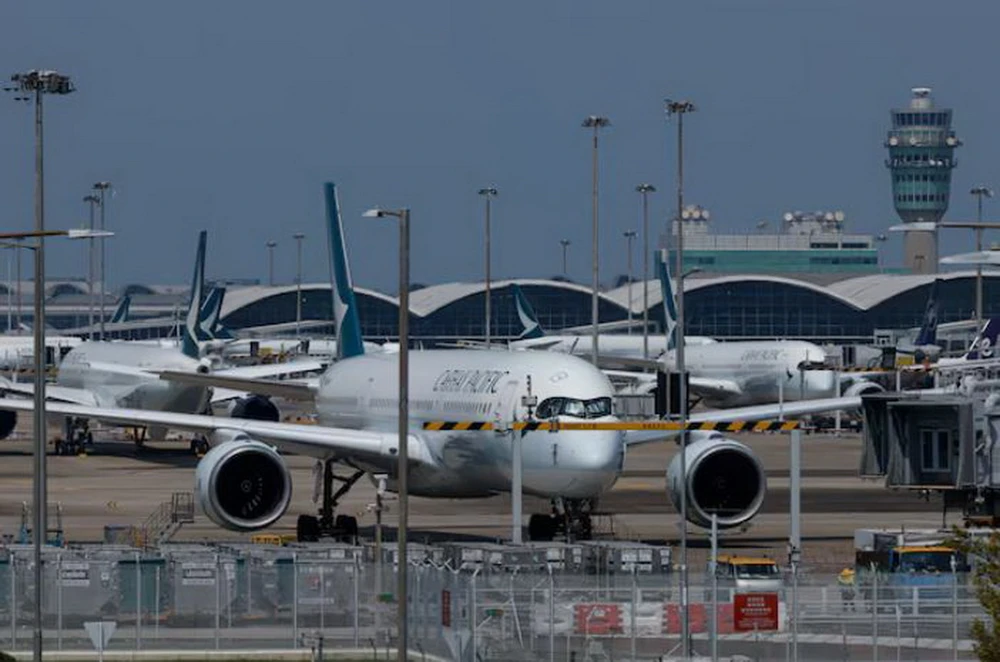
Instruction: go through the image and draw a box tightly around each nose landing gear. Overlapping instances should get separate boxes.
[527,498,594,542]
[53,417,93,456]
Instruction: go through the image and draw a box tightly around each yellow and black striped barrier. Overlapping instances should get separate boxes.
[422,420,800,432]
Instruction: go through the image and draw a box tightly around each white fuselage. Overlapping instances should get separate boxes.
[0,335,83,368]
[58,342,210,414]
[314,350,624,501]
[511,334,715,359]
[664,340,837,407]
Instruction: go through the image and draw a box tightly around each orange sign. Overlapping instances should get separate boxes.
[733,593,779,632]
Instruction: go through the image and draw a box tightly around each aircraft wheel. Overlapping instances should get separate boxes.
[528,514,555,541]
[297,514,320,542]
[53,439,63,456]
[335,514,359,542]
[577,514,593,540]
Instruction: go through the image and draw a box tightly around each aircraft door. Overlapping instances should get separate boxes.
[492,378,520,427]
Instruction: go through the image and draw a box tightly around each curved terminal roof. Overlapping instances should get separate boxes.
[219,283,397,318]
[406,279,620,317]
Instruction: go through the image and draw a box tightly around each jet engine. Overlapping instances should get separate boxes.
[842,380,885,398]
[667,434,766,529]
[0,410,16,440]
[195,437,292,531]
[228,395,281,422]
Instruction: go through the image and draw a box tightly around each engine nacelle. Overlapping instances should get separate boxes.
[667,434,766,529]
[843,379,885,398]
[228,395,281,422]
[195,438,292,531]
[0,410,16,440]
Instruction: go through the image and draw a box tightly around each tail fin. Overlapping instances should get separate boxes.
[180,231,207,359]
[109,295,131,324]
[656,250,679,351]
[207,287,234,340]
[324,182,364,360]
[965,318,1000,360]
[914,279,940,347]
[511,284,545,339]
[198,287,225,341]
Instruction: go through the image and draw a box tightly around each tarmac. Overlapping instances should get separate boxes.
[0,422,947,574]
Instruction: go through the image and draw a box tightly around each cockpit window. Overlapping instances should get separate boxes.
[536,396,612,419]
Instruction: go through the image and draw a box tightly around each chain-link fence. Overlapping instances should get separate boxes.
[0,543,987,661]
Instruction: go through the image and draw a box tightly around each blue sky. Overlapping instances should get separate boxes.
[2,0,999,293]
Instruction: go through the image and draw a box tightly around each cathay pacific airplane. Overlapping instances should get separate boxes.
[0,231,324,454]
[0,183,862,541]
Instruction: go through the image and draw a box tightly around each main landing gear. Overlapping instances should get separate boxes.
[53,418,93,456]
[527,498,595,542]
[296,460,363,544]
[189,435,210,456]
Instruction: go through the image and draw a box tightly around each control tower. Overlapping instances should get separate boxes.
[886,87,961,273]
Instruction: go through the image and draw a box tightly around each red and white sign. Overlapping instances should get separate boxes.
[441,590,451,628]
[574,603,623,635]
[733,593,779,632]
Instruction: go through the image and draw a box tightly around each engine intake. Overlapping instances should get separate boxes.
[667,435,766,529]
[229,395,281,422]
[843,380,885,399]
[195,439,292,531]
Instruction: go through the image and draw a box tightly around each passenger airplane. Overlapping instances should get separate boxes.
[0,231,324,454]
[0,182,862,542]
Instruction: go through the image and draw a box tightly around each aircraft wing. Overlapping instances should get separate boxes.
[622,395,863,446]
[596,355,661,371]
[0,378,101,407]
[0,398,426,466]
[159,370,317,401]
[688,377,743,400]
[213,359,326,379]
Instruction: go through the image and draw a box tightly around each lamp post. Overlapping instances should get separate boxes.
[4,69,74,662]
[92,181,111,340]
[294,233,305,338]
[362,207,410,662]
[666,96,695,658]
[635,184,656,359]
[582,115,611,365]
[266,241,277,286]
[83,194,100,340]
[478,187,498,346]
[971,186,993,332]
[623,230,637,335]
[560,239,571,277]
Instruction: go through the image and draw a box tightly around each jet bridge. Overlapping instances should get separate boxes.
[860,391,1000,522]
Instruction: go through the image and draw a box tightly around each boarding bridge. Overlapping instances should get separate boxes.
[860,391,1000,523]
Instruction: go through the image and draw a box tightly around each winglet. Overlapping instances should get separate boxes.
[325,182,365,360]
[511,284,545,339]
[656,250,679,351]
[110,295,131,324]
[180,231,207,359]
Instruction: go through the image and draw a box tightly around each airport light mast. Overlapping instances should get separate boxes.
[478,187,498,347]
[83,194,100,340]
[294,232,305,338]
[560,239,571,277]
[971,186,993,332]
[582,115,611,366]
[623,230,637,335]
[92,181,111,339]
[666,96,695,658]
[4,68,74,662]
[635,184,656,359]
[266,240,277,286]
[363,206,410,662]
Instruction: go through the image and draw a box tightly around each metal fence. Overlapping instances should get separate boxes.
[0,543,988,661]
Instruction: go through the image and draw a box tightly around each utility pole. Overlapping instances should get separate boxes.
[636,184,656,359]
[560,239,571,277]
[582,115,611,366]
[971,186,993,332]
[478,187,498,346]
[83,194,100,340]
[623,230,636,335]
[266,241,277,286]
[666,96,695,658]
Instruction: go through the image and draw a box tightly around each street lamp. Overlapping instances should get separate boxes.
[971,186,993,332]
[635,184,656,359]
[83,194,100,340]
[362,206,410,662]
[582,115,611,366]
[5,68,74,662]
[666,96,695,658]
[560,239,571,277]
[623,230,637,335]
[92,181,111,340]
[266,241,277,286]
[478,187,498,347]
[294,233,305,338]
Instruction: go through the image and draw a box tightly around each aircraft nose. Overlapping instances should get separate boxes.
[560,429,624,494]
